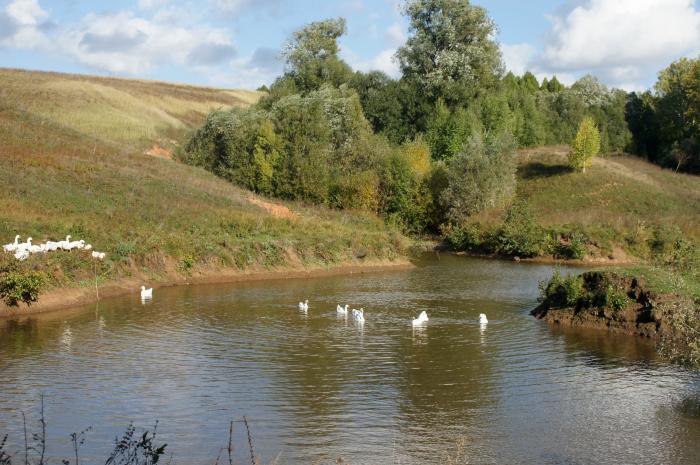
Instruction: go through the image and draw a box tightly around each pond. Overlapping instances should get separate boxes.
[1,255,699,464]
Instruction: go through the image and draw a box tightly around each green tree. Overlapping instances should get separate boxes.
[569,116,600,173]
[440,132,516,223]
[396,0,503,106]
[546,76,565,93]
[655,57,699,172]
[281,18,353,93]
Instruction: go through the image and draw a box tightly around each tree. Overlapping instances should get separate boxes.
[655,57,699,172]
[440,132,516,223]
[569,116,600,173]
[281,18,353,93]
[396,0,503,106]
[625,91,660,159]
[546,76,565,93]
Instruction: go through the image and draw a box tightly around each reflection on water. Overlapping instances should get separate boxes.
[0,255,699,465]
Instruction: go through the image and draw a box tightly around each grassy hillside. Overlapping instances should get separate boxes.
[0,68,260,152]
[455,146,700,263]
[516,147,700,241]
[0,69,407,306]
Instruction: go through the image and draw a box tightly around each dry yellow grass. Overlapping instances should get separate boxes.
[0,67,262,150]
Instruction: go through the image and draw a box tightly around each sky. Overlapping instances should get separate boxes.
[0,0,699,91]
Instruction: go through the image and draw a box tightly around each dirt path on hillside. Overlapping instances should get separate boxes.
[246,195,298,219]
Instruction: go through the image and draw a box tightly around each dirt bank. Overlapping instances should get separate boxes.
[531,271,691,339]
[0,259,414,318]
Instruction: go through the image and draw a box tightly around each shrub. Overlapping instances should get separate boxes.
[604,284,628,313]
[496,201,545,257]
[443,222,487,252]
[552,231,587,259]
[538,270,584,308]
[0,271,46,306]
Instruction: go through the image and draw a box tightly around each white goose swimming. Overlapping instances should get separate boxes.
[336,304,349,315]
[298,299,309,311]
[412,310,429,326]
[479,313,488,324]
[3,235,20,252]
[352,308,365,323]
[140,286,153,299]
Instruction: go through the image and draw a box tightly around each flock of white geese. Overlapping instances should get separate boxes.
[2,235,106,261]
[300,299,489,326]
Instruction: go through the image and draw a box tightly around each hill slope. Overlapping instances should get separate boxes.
[516,147,700,241]
[0,69,408,311]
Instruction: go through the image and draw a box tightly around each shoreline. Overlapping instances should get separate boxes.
[0,259,414,318]
[450,250,634,267]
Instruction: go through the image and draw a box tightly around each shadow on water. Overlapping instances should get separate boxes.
[545,324,659,369]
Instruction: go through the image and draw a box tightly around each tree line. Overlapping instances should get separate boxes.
[179,0,699,236]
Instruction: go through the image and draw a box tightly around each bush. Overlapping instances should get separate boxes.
[604,284,628,313]
[538,270,584,308]
[552,231,588,259]
[495,201,546,257]
[0,271,46,306]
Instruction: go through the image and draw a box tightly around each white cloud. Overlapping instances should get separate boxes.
[209,49,282,88]
[501,43,536,76]
[502,0,700,90]
[0,0,51,49]
[349,48,400,77]
[385,23,406,47]
[6,0,47,25]
[61,11,236,75]
[138,0,170,10]
[211,0,283,16]
[543,0,700,70]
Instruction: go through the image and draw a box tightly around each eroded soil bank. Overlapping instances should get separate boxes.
[531,271,695,340]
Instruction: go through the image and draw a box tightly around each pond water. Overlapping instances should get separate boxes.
[1,255,699,465]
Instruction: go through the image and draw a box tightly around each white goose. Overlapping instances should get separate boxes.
[3,235,20,252]
[58,235,72,250]
[479,313,488,324]
[412,310,429,326]
[66,239,85,250]
[336,304,349,315]
[140,286,153,299]
[14,249,29,261]
[298,299,309,311]
[25,238,43,254]
[352,308,365,322]
[43,241,60,252]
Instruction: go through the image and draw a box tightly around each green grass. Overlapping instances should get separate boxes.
[0,69,408,298]
[515,149,700,241]
[459,147,700,302]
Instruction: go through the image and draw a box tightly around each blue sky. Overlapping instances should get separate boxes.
[1,0,699,91]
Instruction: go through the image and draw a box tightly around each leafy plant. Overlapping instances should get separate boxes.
[0,271,46,306]
[604,284,628,313]
[538,270,585,308]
